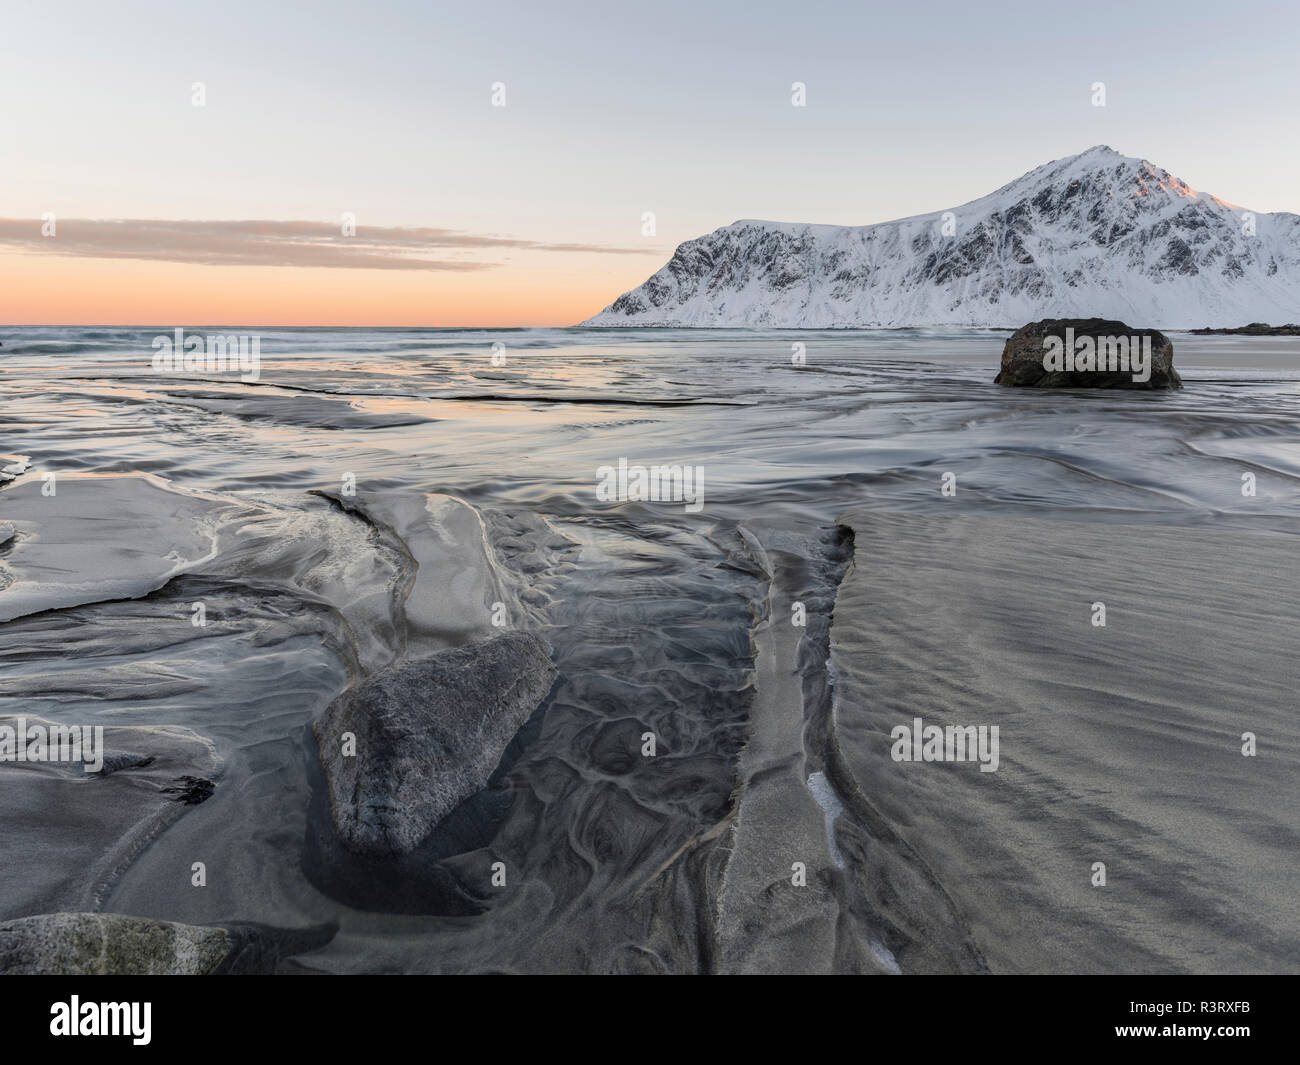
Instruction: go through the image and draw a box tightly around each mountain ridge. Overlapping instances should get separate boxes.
[582,147,1300,328]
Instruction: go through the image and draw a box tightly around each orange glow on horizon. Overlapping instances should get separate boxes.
[0,251,643,327]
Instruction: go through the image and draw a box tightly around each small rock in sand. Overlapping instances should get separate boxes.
[0,912,336,974]
[995,317,1182,389]
[314,631,557,856]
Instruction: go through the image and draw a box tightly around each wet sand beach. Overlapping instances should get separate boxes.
[1,326,1297,972]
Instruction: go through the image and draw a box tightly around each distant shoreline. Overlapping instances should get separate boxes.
[1187,323,1300,336]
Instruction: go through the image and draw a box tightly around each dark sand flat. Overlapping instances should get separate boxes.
[827,510,1300,973]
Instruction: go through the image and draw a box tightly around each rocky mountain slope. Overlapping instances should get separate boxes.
[583,146,1300,328]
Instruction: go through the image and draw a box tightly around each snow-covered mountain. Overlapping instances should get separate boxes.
[582,146,1300,328]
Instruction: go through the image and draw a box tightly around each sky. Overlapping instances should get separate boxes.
[2,0,1298,326]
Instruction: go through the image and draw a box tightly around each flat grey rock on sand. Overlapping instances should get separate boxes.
[315,631,556,855]
[0,912,336,974]
[995,317,1182,389]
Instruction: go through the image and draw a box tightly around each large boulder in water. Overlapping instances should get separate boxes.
[314,631,556,856]
[0,912,336,974]
[995,318,1182,389]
